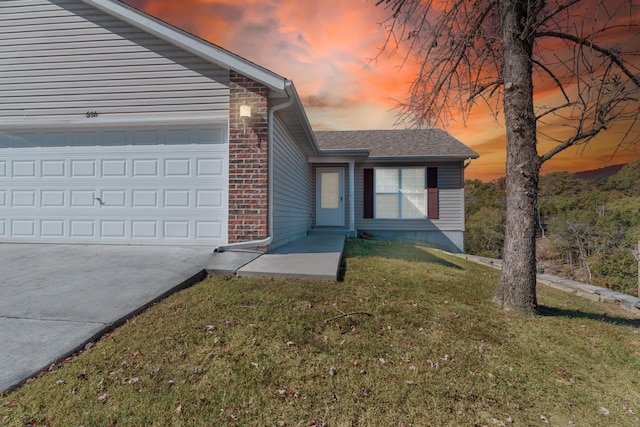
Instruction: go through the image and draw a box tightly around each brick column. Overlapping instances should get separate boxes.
[228,71,269,244]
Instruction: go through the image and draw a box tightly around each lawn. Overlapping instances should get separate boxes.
[1,240,639,426]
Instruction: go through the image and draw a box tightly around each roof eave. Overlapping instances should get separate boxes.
[309,148,370,163]
[83,0,288,94]
[365,154,480,163]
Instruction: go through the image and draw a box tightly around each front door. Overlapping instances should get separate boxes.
[316,168,344,227]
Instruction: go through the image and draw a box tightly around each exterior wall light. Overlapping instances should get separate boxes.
[240,103,252,121]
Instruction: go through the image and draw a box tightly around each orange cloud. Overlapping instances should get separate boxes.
[123,0,640,181]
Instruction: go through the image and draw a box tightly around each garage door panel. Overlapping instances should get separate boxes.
[41,220,65,237]
[0,126,229,245]
[42,160,66,177]
[133,159,158,177]
[41,190,65,207]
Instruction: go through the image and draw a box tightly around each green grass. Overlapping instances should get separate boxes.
[2,240,640,426]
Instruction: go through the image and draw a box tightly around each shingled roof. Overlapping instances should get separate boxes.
[314,129,479,160]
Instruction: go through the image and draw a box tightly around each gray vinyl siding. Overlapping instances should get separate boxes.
[355,162,465,232]
[271,115,313,248]
[0,0,229,123]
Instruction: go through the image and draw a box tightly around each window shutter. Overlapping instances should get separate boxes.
[364,168,374,218]
[427,167,439,219]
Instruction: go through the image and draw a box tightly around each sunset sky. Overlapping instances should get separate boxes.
[123,0,640,181]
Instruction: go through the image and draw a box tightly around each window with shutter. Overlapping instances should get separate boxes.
[427,167,439,219]
[363,167,438,219]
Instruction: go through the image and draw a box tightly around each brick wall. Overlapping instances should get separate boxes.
[228,71,269,244]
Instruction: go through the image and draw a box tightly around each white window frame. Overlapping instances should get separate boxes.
[374,167,426,219]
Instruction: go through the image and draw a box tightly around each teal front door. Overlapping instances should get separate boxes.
[316,168,344,227]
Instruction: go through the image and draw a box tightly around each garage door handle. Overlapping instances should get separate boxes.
[94,197,105,206]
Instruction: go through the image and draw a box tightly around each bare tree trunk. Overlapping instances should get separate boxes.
[493,0,541,314]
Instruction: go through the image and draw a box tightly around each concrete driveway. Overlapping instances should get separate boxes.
[0,244,214,393]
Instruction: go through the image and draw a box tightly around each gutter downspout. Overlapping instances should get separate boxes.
[348,160,356,237]
[215,80,295,252]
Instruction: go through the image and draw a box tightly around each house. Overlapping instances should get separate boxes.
[0,0,478,253]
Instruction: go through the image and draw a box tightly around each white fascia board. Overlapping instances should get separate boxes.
[82,0,287,93]
[309,148,370,163]
[282,81,323,155]
[309,155,368,163]
[365,155,477,163]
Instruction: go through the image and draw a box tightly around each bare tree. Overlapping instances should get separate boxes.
[376,0,640,314]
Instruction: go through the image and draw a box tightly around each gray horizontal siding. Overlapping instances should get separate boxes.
[271,116,313,248]
[0,0,229,122]
[354,162,465,232]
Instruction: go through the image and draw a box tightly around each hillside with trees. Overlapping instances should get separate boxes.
[465,161,640,296]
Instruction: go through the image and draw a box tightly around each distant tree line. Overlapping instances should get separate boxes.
[465,161,640,296]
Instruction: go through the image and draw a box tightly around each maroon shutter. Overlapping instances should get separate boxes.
[427,167,438,219]
[364,169,374,218]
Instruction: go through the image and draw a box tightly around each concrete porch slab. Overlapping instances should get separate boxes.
[236,235,345,281]
[205,250,262,276]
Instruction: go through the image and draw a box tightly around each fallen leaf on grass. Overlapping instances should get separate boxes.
[223,319,240,327]
[175,402,182,414]
[97,393,110,403]
[2,397,21,407]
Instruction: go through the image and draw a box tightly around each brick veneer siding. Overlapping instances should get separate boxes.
[228,71,270,244]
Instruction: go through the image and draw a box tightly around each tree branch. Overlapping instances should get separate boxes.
[532,58,570,103]
[536,30,640,88]
[467,79,503,102]
[325,312,373,323]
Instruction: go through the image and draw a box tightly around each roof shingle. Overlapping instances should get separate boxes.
[314,129,479,160]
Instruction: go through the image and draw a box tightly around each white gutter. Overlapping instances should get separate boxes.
[215,80,295,252]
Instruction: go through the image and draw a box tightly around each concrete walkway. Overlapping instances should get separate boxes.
[204,234,345,281]
[236,234,345,280]
[453,253,640,315]
[0,244,213,393]
[0,235,345,393]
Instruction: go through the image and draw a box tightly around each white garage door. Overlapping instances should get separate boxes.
[0,125,228,245]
